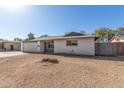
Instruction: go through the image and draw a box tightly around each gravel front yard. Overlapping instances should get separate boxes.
[0,53,124,88]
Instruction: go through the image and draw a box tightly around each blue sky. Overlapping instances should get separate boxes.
[0,5,124,40]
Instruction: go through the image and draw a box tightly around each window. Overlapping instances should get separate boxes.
[66,40,78,46]
[47,41,54,48]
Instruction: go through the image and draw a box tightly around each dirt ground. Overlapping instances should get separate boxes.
[0,52,26,58]
[0,53,124,88]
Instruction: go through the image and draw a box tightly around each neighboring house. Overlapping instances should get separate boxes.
[0,40,21,51]
[22,35,99,55]
[109,35,124,42]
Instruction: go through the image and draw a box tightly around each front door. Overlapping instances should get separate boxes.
[44,41,54,53]
[10,45,14,51]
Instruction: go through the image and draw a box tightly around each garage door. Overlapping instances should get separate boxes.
[23,42,38,52]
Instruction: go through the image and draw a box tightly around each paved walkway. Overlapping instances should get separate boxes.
[0,51,26,58]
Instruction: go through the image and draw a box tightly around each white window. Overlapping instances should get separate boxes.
[66,40,78,46]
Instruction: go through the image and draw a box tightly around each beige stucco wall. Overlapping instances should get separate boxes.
[4,42,21,51]
[37,41,44,53]
[54,38,95,55]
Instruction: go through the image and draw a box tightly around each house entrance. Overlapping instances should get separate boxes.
[10,45,14,51]
[44,41,54,53]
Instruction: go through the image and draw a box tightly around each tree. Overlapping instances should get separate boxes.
[94,27,114,42]
[14,37,22,41]
[27,32,35,40]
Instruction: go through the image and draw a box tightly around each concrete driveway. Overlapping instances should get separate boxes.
[0,51,26,58]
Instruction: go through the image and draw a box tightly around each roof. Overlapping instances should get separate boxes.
[109,35,124,42]
[64,32,85,36]
[117,35,124,39]
[26,35,99,42]
[0,40,20,43]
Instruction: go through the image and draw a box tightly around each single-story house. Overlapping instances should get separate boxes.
[109,35,124,42]
[22,35,99,55]
[0,40,21,51]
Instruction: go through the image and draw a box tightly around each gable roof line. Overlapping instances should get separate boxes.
[0,40,20,43]
[27,35,99,42]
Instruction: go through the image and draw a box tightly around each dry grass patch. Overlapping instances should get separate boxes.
[42,58,59,64]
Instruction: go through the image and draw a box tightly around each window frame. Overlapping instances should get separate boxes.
[66,40,78,46]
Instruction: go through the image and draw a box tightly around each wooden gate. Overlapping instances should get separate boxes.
[117,43,124,56]
[95,43,116,56]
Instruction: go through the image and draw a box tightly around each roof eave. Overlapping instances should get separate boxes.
[30,35,99,42]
